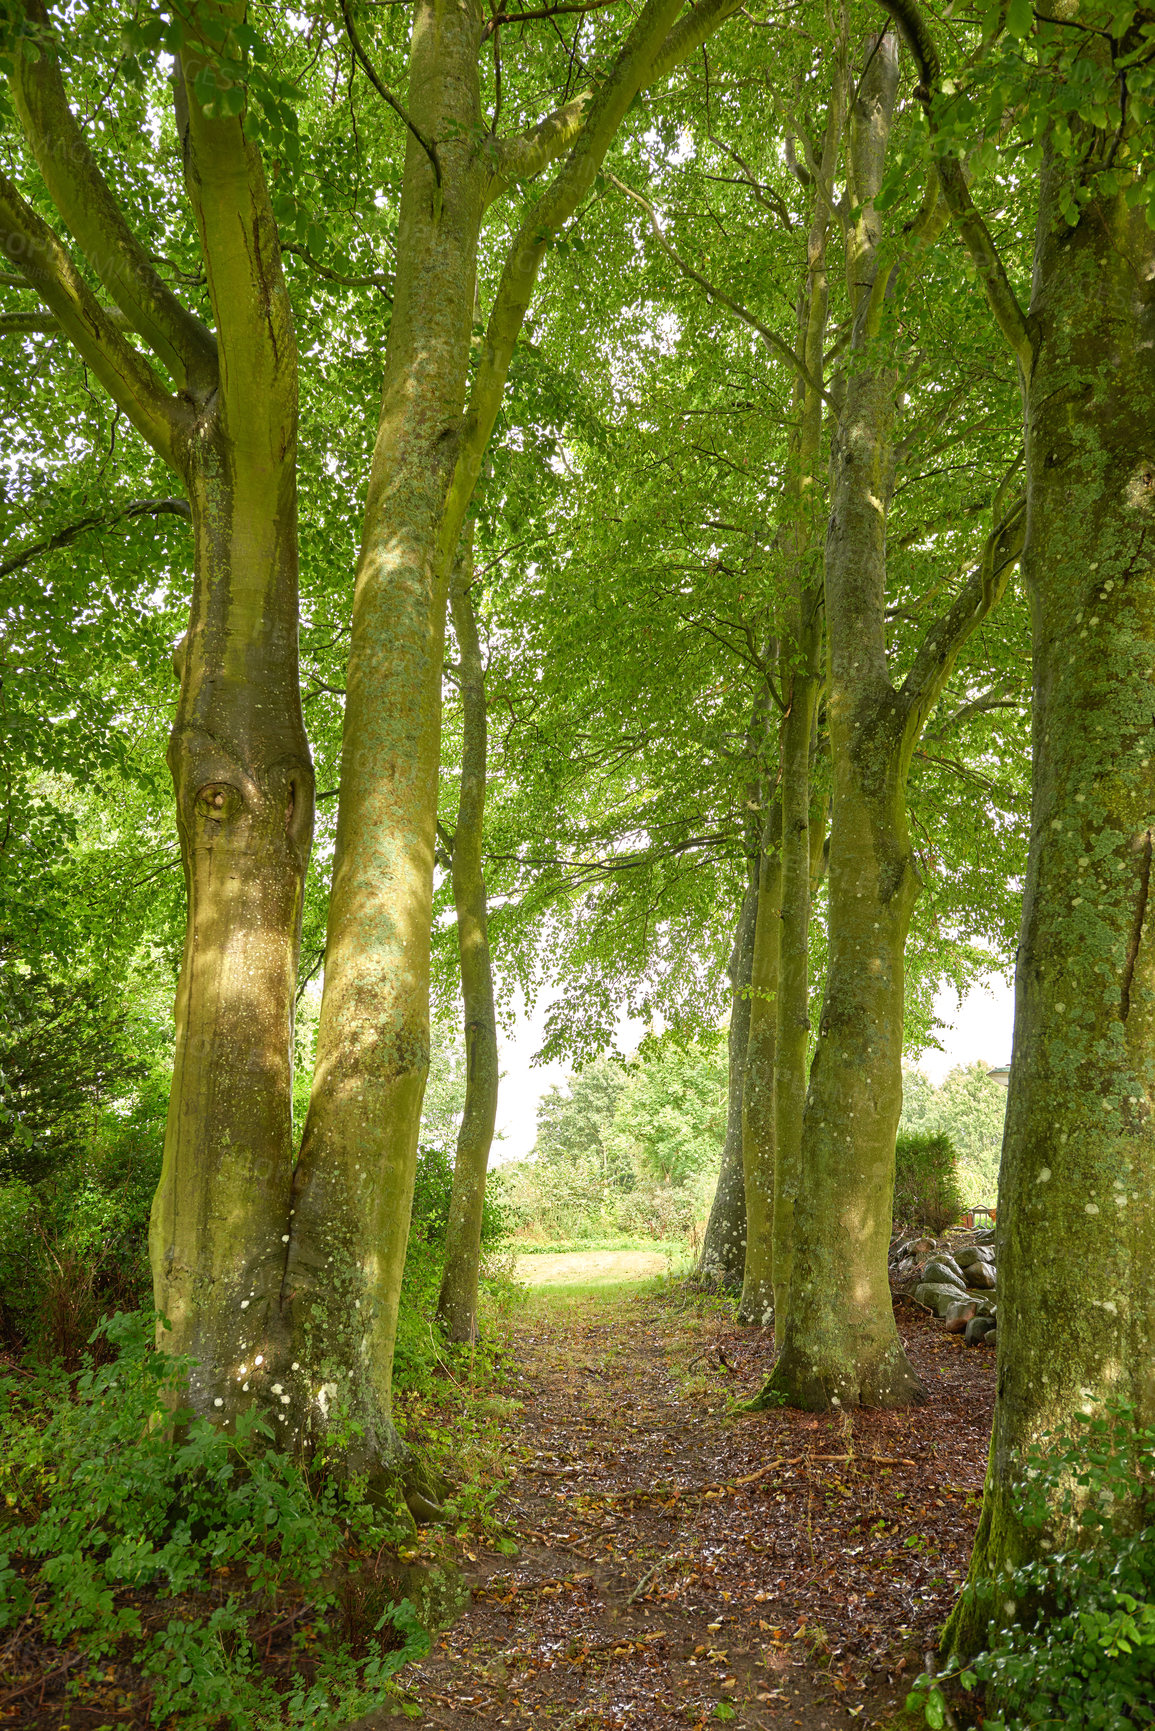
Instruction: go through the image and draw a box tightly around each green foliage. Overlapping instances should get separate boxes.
[892,1131,965,1236]
[900,1063,1007,1203]
[908,1403,1155,1730]
[0,1312,428,1728]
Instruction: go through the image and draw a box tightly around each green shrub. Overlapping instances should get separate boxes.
[910,1402,1155,1731]
[0,1311,428,1728]
[893,1131,964,1235]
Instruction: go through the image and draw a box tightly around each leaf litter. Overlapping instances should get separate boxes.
[403,1284,993,1729]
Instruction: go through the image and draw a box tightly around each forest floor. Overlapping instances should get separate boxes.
[398,1277,995,1731]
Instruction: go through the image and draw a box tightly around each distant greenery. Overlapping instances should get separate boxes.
[497,1037,726,1243]
[900,1063,1007,1207]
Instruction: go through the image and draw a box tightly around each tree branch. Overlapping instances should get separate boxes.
[0,172,185,466]
[875,0,1033,380]
[340,0,441,188]
[284,242,394,296]
[897,496,1027,760]
[609,173,831,405]
[0,497,190,580]
[485,0,742,203]
[176,39,295,458]
[481,0,619,40]
[11,2,217,396]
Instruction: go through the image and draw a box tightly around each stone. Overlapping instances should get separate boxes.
[914,1282,972,1318]
[964,1315,996,1346]
[923,1256,967,1289]
[965,1262,997,1290]
[955,1246,987,1270]
[944,1299,978,1333]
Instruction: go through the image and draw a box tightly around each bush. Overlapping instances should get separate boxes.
[893,1131,964,1235]
[0,1072,165,1362]
[0,1311,428,1728]
[910,1402,1155,1731]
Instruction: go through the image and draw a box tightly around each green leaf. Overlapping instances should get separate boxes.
[1006,0,1033,39]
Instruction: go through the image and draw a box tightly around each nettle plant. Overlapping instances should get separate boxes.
[909,1401,1155,1730]
[0,1312,428,1730]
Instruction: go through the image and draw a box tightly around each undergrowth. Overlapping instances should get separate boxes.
[910,1402,1155,1731]
[0,1311,429,1728]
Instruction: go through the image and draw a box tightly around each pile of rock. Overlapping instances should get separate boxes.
[888,1230,998,1347]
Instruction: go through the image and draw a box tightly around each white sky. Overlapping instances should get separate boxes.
[491,971,1017,1164]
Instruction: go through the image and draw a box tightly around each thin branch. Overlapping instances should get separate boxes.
[340,0,442,187]
[609,173,831,406]
[284,242,393,295]
[481,0,619,40]
[0,497,190,580]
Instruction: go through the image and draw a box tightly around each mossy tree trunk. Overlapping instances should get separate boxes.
[876,0,1155,1649]
[284,0,741,1470]
[953,144,1155,1665]
[699,881,756,1287]
[757,31,1023,1412]
[771,77,841,1334]
[436,536,499,1343]
[0,12,312,1425]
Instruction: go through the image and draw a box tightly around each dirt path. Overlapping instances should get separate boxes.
[514,1251,674,1286]
[406,1285,994,1729]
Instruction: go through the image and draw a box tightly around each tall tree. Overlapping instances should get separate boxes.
[756,29,1025,1410]
[880,0,1155,1644]
[284,0,743,1466]
[0,3,312,1418]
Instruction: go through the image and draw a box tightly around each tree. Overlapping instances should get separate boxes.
[879,0,1155,1643]
[286,0,745,1469]
[435,532,500,1343]
[753,29,1024,1411]
[0,2,312,1419]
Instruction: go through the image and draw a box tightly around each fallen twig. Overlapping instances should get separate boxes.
[627,1549,684,1604]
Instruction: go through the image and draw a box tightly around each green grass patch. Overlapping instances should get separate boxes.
[510,1235,689,1256]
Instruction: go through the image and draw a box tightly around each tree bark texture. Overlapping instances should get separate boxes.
[436,542,499,1343]
[946,164,1155,1653]
[698,882,757,1287]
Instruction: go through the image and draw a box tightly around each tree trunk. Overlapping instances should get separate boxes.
[739,794,782,1327]
[772,122,838,1333]
[945,163,1155,1655]
[3,27,313,1424]
[152,449,312,1408]
[436,540,499,1343]
[281,0,486,1474]
[754,34,926,1409]
[698,882,756,1287]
